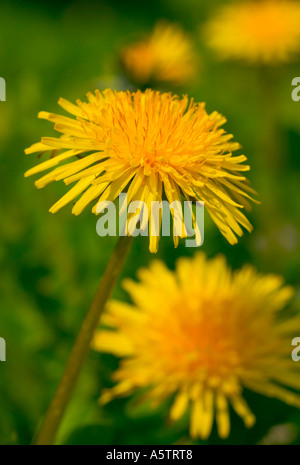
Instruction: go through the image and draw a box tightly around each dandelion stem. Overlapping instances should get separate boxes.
[256,66,287,228]
[258,66,286,173]
[33,234,133,445]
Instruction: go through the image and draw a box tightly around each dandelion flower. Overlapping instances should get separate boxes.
[93,253,300,440]
[25,89,256,252]
[204,0,300,64]
[120,21,197,86]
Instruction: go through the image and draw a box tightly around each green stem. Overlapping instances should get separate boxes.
[258,66,286,173]
[34,235,134,445]
[256,66,288,229]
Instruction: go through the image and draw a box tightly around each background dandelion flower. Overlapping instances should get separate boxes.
[204,0,300,64]
[120,21,197,87]
[93,253,300,440]
[25,89,257,252]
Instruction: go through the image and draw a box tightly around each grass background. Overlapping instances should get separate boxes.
[1,0,300,445]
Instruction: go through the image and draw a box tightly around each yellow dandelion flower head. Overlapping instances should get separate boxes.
[93,253,300,440]
[120,21,197,86]
[204,0,300,64]
[25,89,256,252]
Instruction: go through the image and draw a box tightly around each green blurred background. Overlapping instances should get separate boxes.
[1,0,300,445]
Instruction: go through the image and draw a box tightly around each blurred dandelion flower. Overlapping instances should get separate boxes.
[204,0,300,63]
[93,253,300,439]
[120,21,197,87]
[25,89,256,252]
